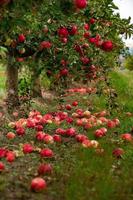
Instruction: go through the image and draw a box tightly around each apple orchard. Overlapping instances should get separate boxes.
[0,0,133,198]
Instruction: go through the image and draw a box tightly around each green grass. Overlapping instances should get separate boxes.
[0,64,6,99]
[109,69,133,112]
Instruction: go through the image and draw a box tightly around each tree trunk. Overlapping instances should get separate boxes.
[32,72,42,98]
[6,56,19,111]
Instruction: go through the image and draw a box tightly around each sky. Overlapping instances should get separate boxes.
[113,0,133,48]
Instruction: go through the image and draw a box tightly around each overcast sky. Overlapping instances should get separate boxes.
[113,0,133,48]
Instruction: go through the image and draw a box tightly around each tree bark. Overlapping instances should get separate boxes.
[6,56,19,111]
[32,72,42,98]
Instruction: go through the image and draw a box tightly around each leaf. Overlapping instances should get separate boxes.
[0,46,8,59]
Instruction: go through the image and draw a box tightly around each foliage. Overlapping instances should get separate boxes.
[124,55,133,71]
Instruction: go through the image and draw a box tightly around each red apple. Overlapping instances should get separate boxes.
[6,132,15,139]
[69,25,78,35]
[101,40,113,52]
[60,37,68,44]
[16,127,25,136]
[107,120,116,128]
[58,27,69,38]
[0,148,7,158]
[75,134,88,143]
[18,34,25,43]
[72,101,78,106]
[84,32,90,39]
[23,144,34,154]
[36,132,45,141]
[40,148,54,158]
[60,68,69,76]
[84,23,90,30]
[82,139,92,148]
[94,129,104,138]
[38,163,52,175]
[66,128,76,137]
[53,134,62,143]
[74,0,87,9]
[39,41,52,50]
[121,133,132,142]
[0,162,5,172]
[80,57,90,65]
[43,134,54,144]
[89,18,96,24]
[31,177,46,192]
[6,151,15,163]
[35,125,43,131]
[55,128,66,135]
[112,148,124,158]
[65,104,72,110]
[66,117,73,124]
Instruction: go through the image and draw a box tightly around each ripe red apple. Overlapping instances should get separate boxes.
[6,151,15,163]
[65,104,72,110]
[101,40,113,52]
[112,148,124,158]
[53,134,62,143]
[60,37,68,44]
[43,134,54,144]
[69,25,78,36]
[66,117,73,124]
[82,139,92,148]
[23,144,34,154]
[113,118,120,126]
[16,127,25,136]
[6,132,15,139]
[58,27,69,38]
[40,148,54,158]
[74,0,87,9]
[75,134,88,143]
[121,133,132,142]
[66,128,76,137]
[84,123,93,130]
[76,119,83,126]
[89,37,96,44]
[94,129,104,138]
[107,120,116,128]
[38,163,52,175]
[89,18,96,24]
[0,148,7,158]
[0,162,5,172]
[35,125,43,131]
[100,127,107,135]
[39,41,52,50]
[31,177,46,192]
[60,68,69,76]
[84,32,90,39]
[72,101,78,106]
[80,57,90,65]
[84,23,90,30]
[18,34,25,43]
[36,132,45,141]
[55,128,66,135]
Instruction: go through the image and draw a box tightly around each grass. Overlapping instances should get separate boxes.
[0,64,6,99]
[109,69,133,112]
[0,68,133,199]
